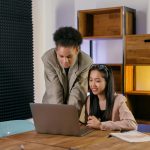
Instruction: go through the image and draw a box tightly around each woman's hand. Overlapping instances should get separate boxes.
[87,116,101,129]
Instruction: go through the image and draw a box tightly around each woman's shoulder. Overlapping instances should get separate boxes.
[42,48,58,67]
[78,51,93,67]
[114,93,127,106]
[42,48,55,61]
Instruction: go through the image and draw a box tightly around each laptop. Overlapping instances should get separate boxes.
[30,103,94,136]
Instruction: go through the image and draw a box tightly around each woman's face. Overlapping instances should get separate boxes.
[89,70,106,95]
[56,46,78,68]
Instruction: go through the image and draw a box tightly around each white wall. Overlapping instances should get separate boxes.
[147,0,150,33]
[32,0,75,103]
[33,0,150,102]
[32,0,45,103]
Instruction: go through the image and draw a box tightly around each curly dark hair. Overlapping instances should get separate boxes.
[53,26,82,47]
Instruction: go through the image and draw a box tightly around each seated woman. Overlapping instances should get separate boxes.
[85,64,137,131]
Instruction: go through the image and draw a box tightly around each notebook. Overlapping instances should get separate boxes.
[30,103,94,136]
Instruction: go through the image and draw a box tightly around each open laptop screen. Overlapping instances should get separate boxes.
[30,103,93,136]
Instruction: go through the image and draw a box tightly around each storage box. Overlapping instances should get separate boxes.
[78,6,136,38]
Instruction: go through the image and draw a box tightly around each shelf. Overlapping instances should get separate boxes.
[77,6,136,38]
[136,119,150,124]
[107,64,123,92]
[126,94,150,120]
[125,91,150,95]
[125,34,150,64]
[97,64,123,93]
[83,35,122,39]
[124,35,150,123]
[124,65,150,92]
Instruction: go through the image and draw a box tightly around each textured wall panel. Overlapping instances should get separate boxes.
[0,0,34,121]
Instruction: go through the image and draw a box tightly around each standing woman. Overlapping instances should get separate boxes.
[42,27,93,113]
[86,64,137,131]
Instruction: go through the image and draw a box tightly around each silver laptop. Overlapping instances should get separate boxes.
[30,103,94,136]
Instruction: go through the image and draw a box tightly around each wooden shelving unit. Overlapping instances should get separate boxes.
[77,6,136,93]
[78,6,150,123]
[106,64,123,93]
[125,34,150,123]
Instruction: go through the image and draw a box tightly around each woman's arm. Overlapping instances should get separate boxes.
[68,67,90,111]
[100,95,137,131]
[42,57,64,104]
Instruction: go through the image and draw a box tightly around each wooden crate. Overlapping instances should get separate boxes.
[125,34,150,64]
[77,6,136,38]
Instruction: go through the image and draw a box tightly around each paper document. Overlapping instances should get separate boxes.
[109,130,150,142]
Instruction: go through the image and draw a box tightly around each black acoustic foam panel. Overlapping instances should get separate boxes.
[0,0,34,121]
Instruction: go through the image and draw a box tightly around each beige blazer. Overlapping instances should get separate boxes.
[85,94,137,131]
[42,48,93,111]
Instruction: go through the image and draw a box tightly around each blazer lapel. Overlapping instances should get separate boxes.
[51,50,68,100]
[68,60,78,92]
[56,65,68,92]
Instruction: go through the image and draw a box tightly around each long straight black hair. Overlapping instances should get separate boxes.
[88,64,115,120]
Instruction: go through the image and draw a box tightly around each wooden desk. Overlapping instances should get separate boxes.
[1,130,150,150]
[0,137,66,150]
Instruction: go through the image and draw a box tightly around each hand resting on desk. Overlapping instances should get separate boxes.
[87,116,101,129]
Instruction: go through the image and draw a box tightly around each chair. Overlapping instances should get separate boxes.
[0,120,35,137]
[137,124,150,133]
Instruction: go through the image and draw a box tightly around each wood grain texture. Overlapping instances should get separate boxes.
[2,130,150,150]
[78,6,135,38]
[0,137,65,150]
[125,34,150,64]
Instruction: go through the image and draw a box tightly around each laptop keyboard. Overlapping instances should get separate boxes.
[80,126,94,136]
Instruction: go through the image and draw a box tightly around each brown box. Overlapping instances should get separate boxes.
[77,6,135,38]
[125,34,150,64]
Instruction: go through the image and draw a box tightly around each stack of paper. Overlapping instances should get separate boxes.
[109,130,150,142]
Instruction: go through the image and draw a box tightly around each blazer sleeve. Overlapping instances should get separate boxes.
[42,57,64,104]
[100,95,137,131]
[67,66,90,112]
